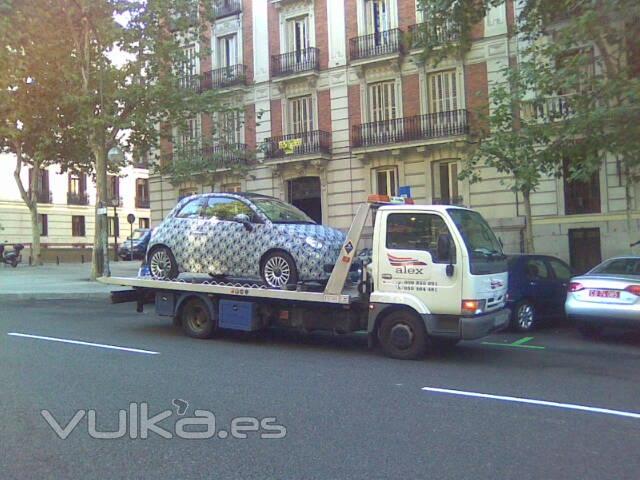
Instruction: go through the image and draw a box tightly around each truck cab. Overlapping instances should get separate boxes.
[366,200,509,358]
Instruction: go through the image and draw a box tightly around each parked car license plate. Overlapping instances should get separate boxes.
[588,289,620,298]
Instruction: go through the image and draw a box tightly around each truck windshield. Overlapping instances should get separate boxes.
[447,208,507,275]
[252,198,316,224]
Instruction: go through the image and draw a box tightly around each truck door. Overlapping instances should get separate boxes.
[380,211,461,315]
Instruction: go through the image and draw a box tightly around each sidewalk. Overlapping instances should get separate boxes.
[0,261,140,300]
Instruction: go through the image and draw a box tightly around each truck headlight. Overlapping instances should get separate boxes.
[305,237,324,249]
[461,299,487,315]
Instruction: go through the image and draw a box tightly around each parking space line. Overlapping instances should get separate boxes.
[422,386,640,419]
[482,336,545,349]
[7,333,159,355]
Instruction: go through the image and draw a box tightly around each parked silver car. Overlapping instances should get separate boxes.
[565,256,640,336]
[146,193,345,288]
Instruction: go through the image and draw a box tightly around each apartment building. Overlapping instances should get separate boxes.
[151,0,640,273]
[0,156,151,262]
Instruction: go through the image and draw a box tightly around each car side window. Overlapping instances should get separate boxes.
[548,258,571,281]
[386,213,455,264]
[175,198,203,219]
[525,258,550,280]
[203,197,255,221]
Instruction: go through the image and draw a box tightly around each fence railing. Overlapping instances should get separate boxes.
[67,192,89,205]
[28,189,52,204]
[263,130,331,159]
[408,22,459,48]
[522,95,575,122]
[135,197,151,209]
[349,28,402,61]
[271,47,320,77]
[170,143,250,169]
[352,110,468,147]
[202,64,247,89]
[213,0,242,18]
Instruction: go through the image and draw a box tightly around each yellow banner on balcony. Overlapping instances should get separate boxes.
[278,138,302,154]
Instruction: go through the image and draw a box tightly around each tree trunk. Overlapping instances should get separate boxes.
[522,189,535,254]
[12,149,42,266]
[90,144,109,280]
[624,164,634,253]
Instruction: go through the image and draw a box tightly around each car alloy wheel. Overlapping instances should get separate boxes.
[263,256,291,288]
[149,247,177,280]
[516,302,535,331]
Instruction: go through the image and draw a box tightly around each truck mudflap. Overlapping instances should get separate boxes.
[458,308,510,340]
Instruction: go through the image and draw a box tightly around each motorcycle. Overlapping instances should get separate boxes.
[0,243,24,268]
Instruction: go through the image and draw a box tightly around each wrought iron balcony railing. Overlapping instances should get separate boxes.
[202,64,247,89]
[271,47,319,77]
[432,195,464,206]
[67,192,89,206]
[107,196,123,208]
[352,110,468,148]
[135,197,151,209]
[169,143,251,170]
[263,130,331,159]
[213,0,242,19]
[349,28,402,61]
[28,189,52,204]
[408,22,459,48]
[522,95,575,122]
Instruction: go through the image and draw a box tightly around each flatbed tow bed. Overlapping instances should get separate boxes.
[99,197,510,359]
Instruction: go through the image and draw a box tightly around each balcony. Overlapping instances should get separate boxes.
[67,192,89,206]
[28,189,52,204]
[432,195,464,206]
[213,0,242,19]
[263,130,331,160]
[408,22,459,49]
[106,196,123,208]
[169,143,251,170]
[201,64,247,89]
[349,29,402,62]
[352,110,469,149]
[271,47,319,78]
[522,95,575,122]
[136,197,151,209]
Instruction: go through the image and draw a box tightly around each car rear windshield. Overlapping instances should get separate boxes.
[590,258,640,276]
[252,198,315,224]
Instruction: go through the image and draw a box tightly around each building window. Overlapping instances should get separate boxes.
[139,218,150,229]
[175,116,201,151]
[136,178,150,209]
[563,158,600,215]
[222,183,241,193]
[71,215,85,237]
[432,160,461,204]
[374,167,398,196]
[216,34,238,68]
[68,172,85,195]
[427,70,459,113]
[179,44,198,88]
[288,95,314,134]
[365,0,391,36]
[38,214,48,236]
[286,15,310,54]
[217,110,243,144]
[107,175,120,205]
[108,216,120,237]
[368,81,397,122]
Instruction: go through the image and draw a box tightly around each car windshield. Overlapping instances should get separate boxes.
[128,230,147,241]
[590,258,640,276]
[252,198,315,224]
[447,208,507,275]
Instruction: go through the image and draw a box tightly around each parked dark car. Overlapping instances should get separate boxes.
[506,254,572,331]
[118,228,151,260]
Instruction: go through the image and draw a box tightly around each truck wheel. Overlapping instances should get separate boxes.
[180,297,216,339]
[261,251,298,289]
[378,310,428,360]
[148,246,178,280]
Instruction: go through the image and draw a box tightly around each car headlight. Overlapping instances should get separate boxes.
[305,237,324,249]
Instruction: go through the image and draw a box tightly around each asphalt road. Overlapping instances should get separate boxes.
[1,299,639,480]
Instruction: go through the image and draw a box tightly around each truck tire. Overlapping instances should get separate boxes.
[180,297,217,339]
[148,246,178,280]
[378,310,428,360]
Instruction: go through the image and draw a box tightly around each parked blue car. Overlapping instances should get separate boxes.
[506,254,572,331]
[118,228,151,260]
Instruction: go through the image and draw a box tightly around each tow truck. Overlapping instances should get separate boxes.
[100,195,510,359]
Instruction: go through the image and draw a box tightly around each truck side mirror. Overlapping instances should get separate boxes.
[437,233,455,277]
[233,213,253,231]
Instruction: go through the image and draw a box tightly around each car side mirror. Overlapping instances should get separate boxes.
[233,213,253,231]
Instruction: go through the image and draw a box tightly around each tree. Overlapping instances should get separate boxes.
[418,0,640,251]
[53,0,229,278]
[0,0,92,265]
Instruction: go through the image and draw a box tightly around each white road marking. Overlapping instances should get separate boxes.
[422,386,640,419]
[7,333,159,355]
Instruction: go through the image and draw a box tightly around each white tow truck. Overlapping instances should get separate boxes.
[100,195,510,359]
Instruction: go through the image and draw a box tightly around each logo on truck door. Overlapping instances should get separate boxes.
[387,254,427,274]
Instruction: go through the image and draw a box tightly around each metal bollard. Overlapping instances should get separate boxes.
[56,256,60,265]
[81,255,84,264]
[29,256,32,266]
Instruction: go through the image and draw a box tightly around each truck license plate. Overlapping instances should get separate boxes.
[589,289,619,299]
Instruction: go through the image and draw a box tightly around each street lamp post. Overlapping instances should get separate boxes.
[107,146,125,264]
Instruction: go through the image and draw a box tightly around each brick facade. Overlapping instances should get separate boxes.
[402,74,420,117]
[242,0,254,82]
[270,99,282,138]
[464,61,489,136]
[317,89,331,132]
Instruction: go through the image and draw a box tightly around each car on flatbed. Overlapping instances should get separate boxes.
[146,193,345,288]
